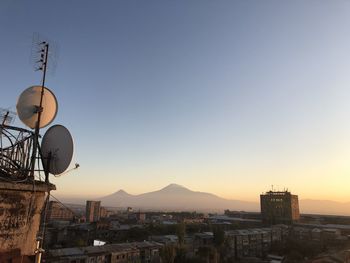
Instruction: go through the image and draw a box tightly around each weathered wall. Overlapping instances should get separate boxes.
[0,181,55,256]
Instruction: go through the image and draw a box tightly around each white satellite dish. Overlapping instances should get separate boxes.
[16,86,58,129]
[41,125,74,175]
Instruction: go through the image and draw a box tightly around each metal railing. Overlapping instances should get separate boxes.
[0,125,43,181]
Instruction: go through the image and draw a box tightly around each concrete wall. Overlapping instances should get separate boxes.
[0,181,55,256]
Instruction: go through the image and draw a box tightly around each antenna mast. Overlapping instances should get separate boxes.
[30,42,49,178]
[0,34,76,263]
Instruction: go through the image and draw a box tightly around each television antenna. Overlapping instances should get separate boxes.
[0,108,16,126]
[29,39,49,177]
[0,36,77,180]
[31,33,59,75]
[0,35,78,263]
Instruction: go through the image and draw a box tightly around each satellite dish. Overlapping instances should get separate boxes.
[41,125,74,175]
[16,86,58,129]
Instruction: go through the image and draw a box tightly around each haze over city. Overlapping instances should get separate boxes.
[2,0,350,206]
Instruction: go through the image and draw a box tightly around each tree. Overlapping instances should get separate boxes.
[213,227,225,262]
[198,246,211,263]
[213,227,225,247]
[160,244,176,263]
[73,237,87,247]
[198,246,218,263]
[174,246,187,263]
[176,222,186,246]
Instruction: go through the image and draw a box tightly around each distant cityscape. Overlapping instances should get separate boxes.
[58,184,350,216]
[2,1,350,262]
[36,189,350,262]
[3,176,350,262]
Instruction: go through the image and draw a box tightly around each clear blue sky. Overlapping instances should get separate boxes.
[1,0,350,202]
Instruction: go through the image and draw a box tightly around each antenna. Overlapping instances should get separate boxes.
[0,33,75,263]
[0,108,16,126]
[16,36,59,179]
[15,37,56,180]
[31,39,49,178]
[31,33,59,75]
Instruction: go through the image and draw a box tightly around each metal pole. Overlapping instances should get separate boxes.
[44,151,51,183]
[1,111,9,126]
[34,239,42,263]
[30,43,49,178]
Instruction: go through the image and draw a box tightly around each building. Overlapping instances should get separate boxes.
[44,243,140,263]
[149,235,178,245]
[136,211,146,222]
[0,111,57,261]
[290,224,344,244]
[100,206,112,219]
[43,241,163,263]
[47,201,74,221]
[224,225,289,260]
[86,200,101,222]
[193,232,214,252]
[260,190,300,224]
[0,181,55,261]
[135,241,162,263]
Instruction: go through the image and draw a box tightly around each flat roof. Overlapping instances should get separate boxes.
[47,241,162,258]
[295,223,350,230]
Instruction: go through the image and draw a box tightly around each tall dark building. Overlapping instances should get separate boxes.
[86,200,101,222]
[260,190,300,225]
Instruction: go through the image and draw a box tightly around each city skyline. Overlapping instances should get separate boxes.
[2,1,350,204]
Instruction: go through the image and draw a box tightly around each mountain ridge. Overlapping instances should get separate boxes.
[55,184,350,215]
[100,184,259,212]
[99,184,350,215]
[106,184,230,200]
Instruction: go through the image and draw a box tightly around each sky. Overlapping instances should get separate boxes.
[1,0,350,202]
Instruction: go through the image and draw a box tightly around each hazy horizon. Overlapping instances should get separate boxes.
[54,182,350,205]
[54,183,350,216]
[2,1,350,206]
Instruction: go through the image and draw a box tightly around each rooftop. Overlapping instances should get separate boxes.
[47,241,163,258]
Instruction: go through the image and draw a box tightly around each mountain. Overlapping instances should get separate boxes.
[58,184,350,215]
[100,184,259,212]
[299,199,350,216]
